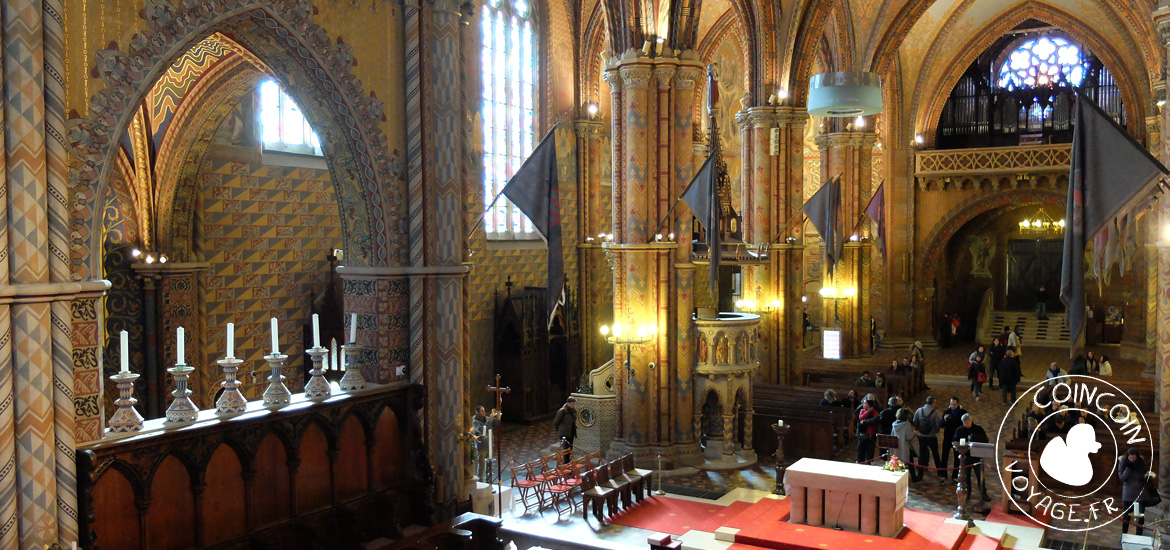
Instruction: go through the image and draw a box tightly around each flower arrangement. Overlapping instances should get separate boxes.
[883,455,908,472]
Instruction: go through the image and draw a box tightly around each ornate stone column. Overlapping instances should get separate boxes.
[576,119,612,378]
[739,107,807,383]
[1151,5,1170,496]
[133,262,211,411]
[605,50,703,465]
[816,132,877,357]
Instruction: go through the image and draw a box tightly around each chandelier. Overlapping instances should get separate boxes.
[1018,208,1065,236]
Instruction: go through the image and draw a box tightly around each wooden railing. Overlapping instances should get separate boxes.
[77,383,433,550]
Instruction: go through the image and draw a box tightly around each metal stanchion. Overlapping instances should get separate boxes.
[655,454,666,495]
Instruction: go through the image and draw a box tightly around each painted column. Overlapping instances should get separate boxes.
[816,131,877,357]
[1153,7,1170,496]
[606,50,703,464]
[575,120,611,377]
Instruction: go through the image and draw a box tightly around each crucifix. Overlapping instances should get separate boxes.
[486,374,510,517]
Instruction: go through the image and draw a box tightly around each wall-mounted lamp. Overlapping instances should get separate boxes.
[601,321,657,379]
[586,102,600,119]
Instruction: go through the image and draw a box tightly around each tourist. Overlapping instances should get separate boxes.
[952,413,991,501]
[1046,409,1070,437]
[951,314,961,342]
[472,405,490,479]
[856,370,876,387]
[967,345,985,371]
[889,359,900,374]
[913,396,944,482]
[967,358,986,402]
[998,350,1022,405]
[942,397,967,482]
[1119,448,1154,536]
[553,397,577,464]
[875,372,887,389]
[911,340,925,362]
[1007,326,1021,355]
[1068,354,1088,376]
[879,396,899,435]
[1045,362,1067,387]
[892,408,921,482]
[1036,285,1049,320]
[855,392,876,425]
[857,399,880,463]
[1085,350,1100,375]
[820,389,838,407]
[1099,355,1114,377]
[988,337,1006,389]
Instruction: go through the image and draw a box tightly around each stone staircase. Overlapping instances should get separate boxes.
[878,336,938,351]
[982,311,1070,348]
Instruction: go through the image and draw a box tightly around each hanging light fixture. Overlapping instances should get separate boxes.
[807,71,883,117]
[1018,208,1065,236]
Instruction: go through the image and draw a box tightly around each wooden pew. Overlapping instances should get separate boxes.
[801,357,927,397]
[751,384,855,461]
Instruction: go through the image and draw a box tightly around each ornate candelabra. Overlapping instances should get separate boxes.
[304,346,331,399]
[262,353,292,406]
[773,421,791,495]
[338,343,366,391]
[952,440,976,528]
[164,364,198,424]
[215,356,246,415]
[108,371,144,433]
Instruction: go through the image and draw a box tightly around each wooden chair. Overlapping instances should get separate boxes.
[602,460,633,510]
[540,471,576,518]
[584,451,602,470]
[593,464,622,518]
[622,454,654,501]
[511,462,544,514]
[561,462,584,498]
[580,470,614,522]
[554,446,572,468]
[532,454,557,485]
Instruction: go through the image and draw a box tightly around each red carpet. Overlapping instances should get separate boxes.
[985,504,1048,529]
[608,496,748,535]
[725,498,970,550]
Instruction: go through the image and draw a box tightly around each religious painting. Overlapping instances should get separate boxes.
[968,235,995,278]
[704,36,743,200]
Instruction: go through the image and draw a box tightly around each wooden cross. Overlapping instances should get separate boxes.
[486,374,510,517]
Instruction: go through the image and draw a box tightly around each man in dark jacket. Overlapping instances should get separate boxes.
[952,413,990,501]
[941,397,967,482]
[998,350,1022,404]
[553,397,577,464]
[879,396,900,435]
[856,370,876,387]
[913,396,944,482]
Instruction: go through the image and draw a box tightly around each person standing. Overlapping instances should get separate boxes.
[472,406,491,480]
[1119,448,1153,536]
[988,337,1006,389]
[892,408,921,482]
[953,414,991,501]
[1036,285,1049,320]
[942,397,967,482]
[1045,362,1067,387]
[998,350,1022,405]
[913,396,944,482]
[1007,326,1021,356]
[910,340,925,363]
[967,346,986,401]
[857,399,880,463]
[553,397,578,464]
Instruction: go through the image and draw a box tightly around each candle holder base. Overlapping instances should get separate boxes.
[304,346,331,400]
[773,423,791,495]
[262,353,292,406]
[216,357,247,415]
[165,364,199,424]
[339,344,366,391]
[109,372,144,433]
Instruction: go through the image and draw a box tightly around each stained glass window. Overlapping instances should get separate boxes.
[482,0,537,239]
[996,36,1087,92]
[259,80,322,156]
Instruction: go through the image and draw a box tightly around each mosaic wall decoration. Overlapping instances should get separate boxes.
[70,296,103,444]
[198,159,342,401]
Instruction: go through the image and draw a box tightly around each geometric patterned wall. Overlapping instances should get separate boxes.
[198,158,341,401]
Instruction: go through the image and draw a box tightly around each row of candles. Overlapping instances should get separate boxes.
[116,312,359,371]
[108,313,366,434]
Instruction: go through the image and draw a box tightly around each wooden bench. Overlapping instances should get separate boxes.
[801,357,927,397]
[751,384,855,460]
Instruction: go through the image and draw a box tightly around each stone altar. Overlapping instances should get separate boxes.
[785,457,908,537]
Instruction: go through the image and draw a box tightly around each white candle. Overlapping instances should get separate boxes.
[176,326,185,365]
[311,313,320,348]
[959,438,968,446]
[120,330,129,373]
[270,317,279,355]
[488,428,493,459]
[348,313,357,344]
[226,322,235,359]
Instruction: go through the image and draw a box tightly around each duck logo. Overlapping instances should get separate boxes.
[996,375,1153,532]
[1039,424,1102,486]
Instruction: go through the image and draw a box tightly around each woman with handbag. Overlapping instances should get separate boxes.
[1119,448,1157,536]
[968,360,986,402]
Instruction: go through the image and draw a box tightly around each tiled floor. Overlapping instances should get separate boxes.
[493,342,1157,550]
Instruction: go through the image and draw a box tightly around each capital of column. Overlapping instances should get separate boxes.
[603,69,623,93]
[654,67,677,89]
[1155,6,1170,46]
[748,108,780,129]
[776,108,810,129]
[674,66,704,89]
[815,131,878,152]
[621,66,653,88]
[575,119,606,138]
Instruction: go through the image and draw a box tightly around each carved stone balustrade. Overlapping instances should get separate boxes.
[77,383,432,550]
[914,144,1071,191]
